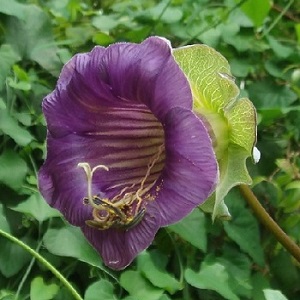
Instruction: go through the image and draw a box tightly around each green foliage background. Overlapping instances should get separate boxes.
[0,0,299,299]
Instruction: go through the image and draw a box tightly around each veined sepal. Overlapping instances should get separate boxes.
[173,44,257,220]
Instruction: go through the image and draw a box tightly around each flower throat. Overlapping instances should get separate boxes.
[78,144,164,231]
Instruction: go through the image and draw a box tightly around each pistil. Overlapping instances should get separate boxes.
[78,143,164,230]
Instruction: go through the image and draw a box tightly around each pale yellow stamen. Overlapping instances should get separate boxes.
[107,143,164,210]
[78,143,164,230]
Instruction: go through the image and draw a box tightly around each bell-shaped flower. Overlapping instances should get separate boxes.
[174,45,258,220]
[38,37,218,270]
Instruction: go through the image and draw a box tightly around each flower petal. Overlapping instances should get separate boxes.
[38,38,219,270]
[42,37,192,139]
[99,37,192,119]
[154,107,218,226]
[39,37,195,227]
[38,106,165,226]
[81,202,160,270]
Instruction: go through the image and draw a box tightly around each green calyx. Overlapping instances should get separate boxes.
[173,45,257,220]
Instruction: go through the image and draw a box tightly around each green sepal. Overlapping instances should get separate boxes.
[173,45,257,219]
[225,98,257,155]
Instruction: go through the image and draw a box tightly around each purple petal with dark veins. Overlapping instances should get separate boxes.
[82,202,160,270]
[38,108,165,226]
[42,37,192,139]
[155,107,218,226]
[38,36,218,270]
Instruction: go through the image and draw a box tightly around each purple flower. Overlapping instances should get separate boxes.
[38,37,218,270]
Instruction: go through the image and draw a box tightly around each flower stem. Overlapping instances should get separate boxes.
[0,229,83,300]
[239,184,300,263]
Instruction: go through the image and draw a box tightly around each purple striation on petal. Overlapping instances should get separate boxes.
[38,36,218,270]
[41,37,192,139]
[154,107,218,226]
[38,107,166,226]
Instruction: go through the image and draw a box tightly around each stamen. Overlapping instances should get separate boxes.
[111,183,136,202]
[107,143,164,210]
[135,143,164,210]
[79,143,164,231]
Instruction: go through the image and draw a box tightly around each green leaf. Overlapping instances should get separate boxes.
[0,204,10,233]
[158,295,171,300]
[92,32,114,46]
[65,25,95,47]
[0,97,6,110]
[120,270,164,300]
[251,273,270,300]
[229,58,253,77]
[0,235,32,277]
[0,289,15,299]
[285,180,300,190]
[4,4,62,76]
[14,112,32,127]
[160,7,183,24]
[84,280,117,300]
[7,78,31,91]
[168,209,207,251]
[56,48,72,65]
[218,22,240,42]
[12,64,29,81]
[0,0,26,19]
[9,193,61,222]
[223,32,269,52]
[0,150,28,191]
[199,28,221,48]
[263,289,288,300]
[92,15,120,31]
[214,247,252,298]
[30,277,59,300]
[248,80,298,109]
[296,23,300,44]
[0,109,34,146]
[264,59,290,81]
[228,6,253,27]
[240,0,271,27]
[148,3,183,24]
[223,189,265,266]
[51,287,74,300]
[137,251,182,294]
[185,262,239,300]
[0,44,21,90]
[291,69,300,85]
[270,250,300,293]
[267,36,293,59]
[43,224,103,269]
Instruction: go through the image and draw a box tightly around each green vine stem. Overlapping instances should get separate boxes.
[239,184,300,263]
[0,229,83,300]
[259,0,294,38]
